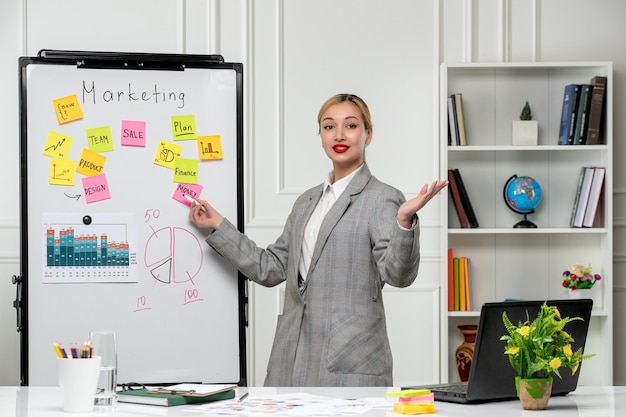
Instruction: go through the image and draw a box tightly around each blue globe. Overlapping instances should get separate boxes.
[503,175,542,228]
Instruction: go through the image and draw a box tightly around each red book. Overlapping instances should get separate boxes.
[448,169,468,228]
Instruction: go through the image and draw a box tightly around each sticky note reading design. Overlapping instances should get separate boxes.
[121,120,147,147]
[76,148,106,177]
[82,174,111,203]
[173,183,204,207]
[43,131,73,159]
[153,140,182,169]
[171,115,197,141]
[86,126,114,152]
[197,135,223,160]
[173,158,199,184]
[52,94,84,124]
[49,159,75,185]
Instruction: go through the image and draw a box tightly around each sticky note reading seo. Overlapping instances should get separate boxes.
[153,140,182,169]
[86,126,114,152]
[171,115,197,141]
[173,158,199,184]
[43,131,73,159]
[82,174,111,203]
[52,94,84,124]
[76,148,106,177]
[49,159,75,185]
[197,135,223,160]
[121,120,147,147]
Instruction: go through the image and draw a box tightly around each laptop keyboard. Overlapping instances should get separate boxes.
[433,384,468,393]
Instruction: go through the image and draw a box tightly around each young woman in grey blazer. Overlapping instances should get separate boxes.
[189,93,447,386]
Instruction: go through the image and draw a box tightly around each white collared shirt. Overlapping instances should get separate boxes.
[298,165,363,281]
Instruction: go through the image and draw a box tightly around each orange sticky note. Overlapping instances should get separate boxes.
[43,131,73,159]
[153,140,182,169]
[76,148,106,177]
[49,159,75,185]
[173,158,199,184]
[197,135,223,160]
[52,94,84,124]
[86,126,114,152]
[171,115,197,141]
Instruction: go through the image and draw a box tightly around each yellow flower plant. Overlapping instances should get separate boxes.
[501,302,593,379]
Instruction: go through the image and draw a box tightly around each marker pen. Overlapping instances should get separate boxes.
[184,195,207,212]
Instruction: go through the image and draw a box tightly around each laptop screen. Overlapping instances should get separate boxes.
[466,299,593,402]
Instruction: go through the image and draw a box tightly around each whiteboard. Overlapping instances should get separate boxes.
[18,52,246,386]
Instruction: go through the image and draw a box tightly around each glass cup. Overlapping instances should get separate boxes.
[89,330,117,406]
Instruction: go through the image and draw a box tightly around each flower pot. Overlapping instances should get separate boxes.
[455,325,477,382]
[516,376,553,410]
[568,288,592,299]
[512,120,538,145]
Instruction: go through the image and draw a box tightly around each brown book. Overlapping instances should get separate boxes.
[448,169,468,228]
[585,76,607,145]
[452,168,479,228]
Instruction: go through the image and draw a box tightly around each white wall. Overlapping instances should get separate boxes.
[1,0,625,387]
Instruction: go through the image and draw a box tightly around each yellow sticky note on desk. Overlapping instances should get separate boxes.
[393,403,435,415]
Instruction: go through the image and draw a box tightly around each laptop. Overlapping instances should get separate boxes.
[404,299,593,404]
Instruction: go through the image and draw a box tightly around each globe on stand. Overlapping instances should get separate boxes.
[503,174,542,228]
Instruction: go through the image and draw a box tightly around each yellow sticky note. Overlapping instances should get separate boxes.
[154,140,182,169]
[197,135,223,160]
[76,148,106,177]
[86,126,114,152]
[43,131,73,159]
[173,158,199,184]
[171,115,197,141]
[53,94,84,124]
[49,159,75,185]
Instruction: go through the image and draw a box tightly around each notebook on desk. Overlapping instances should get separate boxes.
[404,299,593,404]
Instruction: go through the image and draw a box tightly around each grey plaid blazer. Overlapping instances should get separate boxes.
[206,164,420,386]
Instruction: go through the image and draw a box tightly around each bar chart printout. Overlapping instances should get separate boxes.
[42,213,137,283]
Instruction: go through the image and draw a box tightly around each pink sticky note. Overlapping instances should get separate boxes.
[121,120,147,147]
[173,183,203,207]
[82,174,111,203]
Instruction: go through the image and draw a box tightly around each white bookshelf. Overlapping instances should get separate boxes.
[440,62,613,386]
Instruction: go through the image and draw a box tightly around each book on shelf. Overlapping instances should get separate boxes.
[453,257,460,311]
[447,95,459,146]
[583,167,606,227]
[449,255,472,311]
[570,166,595,228]
[448,169,469,228]
[458,257,466,311]
[573,84,593,145]
[558,84,581,145]
[585,76,607,145]
[466,257,473,311]
[451,168,479,228]
[448,248,454,311]
[454,93,467,146]
[118,385,237,407]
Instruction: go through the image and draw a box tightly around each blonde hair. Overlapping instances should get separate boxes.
[317,93,372,133]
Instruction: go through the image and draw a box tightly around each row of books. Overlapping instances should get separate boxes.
[558,76,607,145]
[447,93,467,146]
[570,166,606,228]
[447,249,473,312]
[448,168,478,228]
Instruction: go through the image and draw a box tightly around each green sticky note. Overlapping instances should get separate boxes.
[86,126,114,152]
[174,158,199,184]
[171,114,197,141]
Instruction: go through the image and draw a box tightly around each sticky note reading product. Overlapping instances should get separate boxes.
[121,120,147,147]
[49,159,75,185]
[43,131,73,159]
[197,135,223,160]
[86,126,114,152]
[173,158,199,184]
[82,174,111,203]
[173,183,204,207]
[76,148,106,177]
[153,140,182,169]
[52,94,84,124]
[171,115,197,141]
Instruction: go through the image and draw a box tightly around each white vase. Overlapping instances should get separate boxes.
[568,288,592,299]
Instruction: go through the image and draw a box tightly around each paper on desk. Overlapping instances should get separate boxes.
[186,392,379,416]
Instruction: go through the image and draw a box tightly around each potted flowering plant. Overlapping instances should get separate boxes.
[501,302,593,410]
[562,263,601,296]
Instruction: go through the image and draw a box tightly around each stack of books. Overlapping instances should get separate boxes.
[447,168,478,228]
[558,76,607,145]
[448,249,473,312]
[447,93,467,146]
[570,166,606,228]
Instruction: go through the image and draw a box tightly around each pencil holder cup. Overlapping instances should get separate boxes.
[56,356,101,412]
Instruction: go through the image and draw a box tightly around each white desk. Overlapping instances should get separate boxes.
[1,386,624,416]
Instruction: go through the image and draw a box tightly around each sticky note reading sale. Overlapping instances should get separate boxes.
[76,148,106,177]
[49,159,75,185]
[173,158,199,184]
[197,135,223,160]
[171,115,197,141]
[43,131,73,159]
[121,120,146,147]
[52,94,83,124]
[82,174,111,203]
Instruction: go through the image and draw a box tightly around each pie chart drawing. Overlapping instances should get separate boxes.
[144,226,203,284]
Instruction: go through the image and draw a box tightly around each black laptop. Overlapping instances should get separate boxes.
[404,299,593,404]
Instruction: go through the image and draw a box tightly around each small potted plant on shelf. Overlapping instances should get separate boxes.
[512,101,538,145]
[501,302,593,410]
[562,263,601,299]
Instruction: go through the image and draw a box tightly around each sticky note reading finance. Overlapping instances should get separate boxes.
[173,158,199,184]
[154,140,182,169]
[76,148,106,177]
[82,174,111,203]
[49,159,75,185]
[121,120,147,147]
[43,131,73,159]
[52,94,84,124]
[197,135,223,160]
[86,126,114,152]
[171,115,197,141]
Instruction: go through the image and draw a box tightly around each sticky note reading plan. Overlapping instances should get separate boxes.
[52,94,84,124]
[171,115,197,141]
[173,158,199,184]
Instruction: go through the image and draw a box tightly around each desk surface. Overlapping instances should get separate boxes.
[1,386,624,416]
